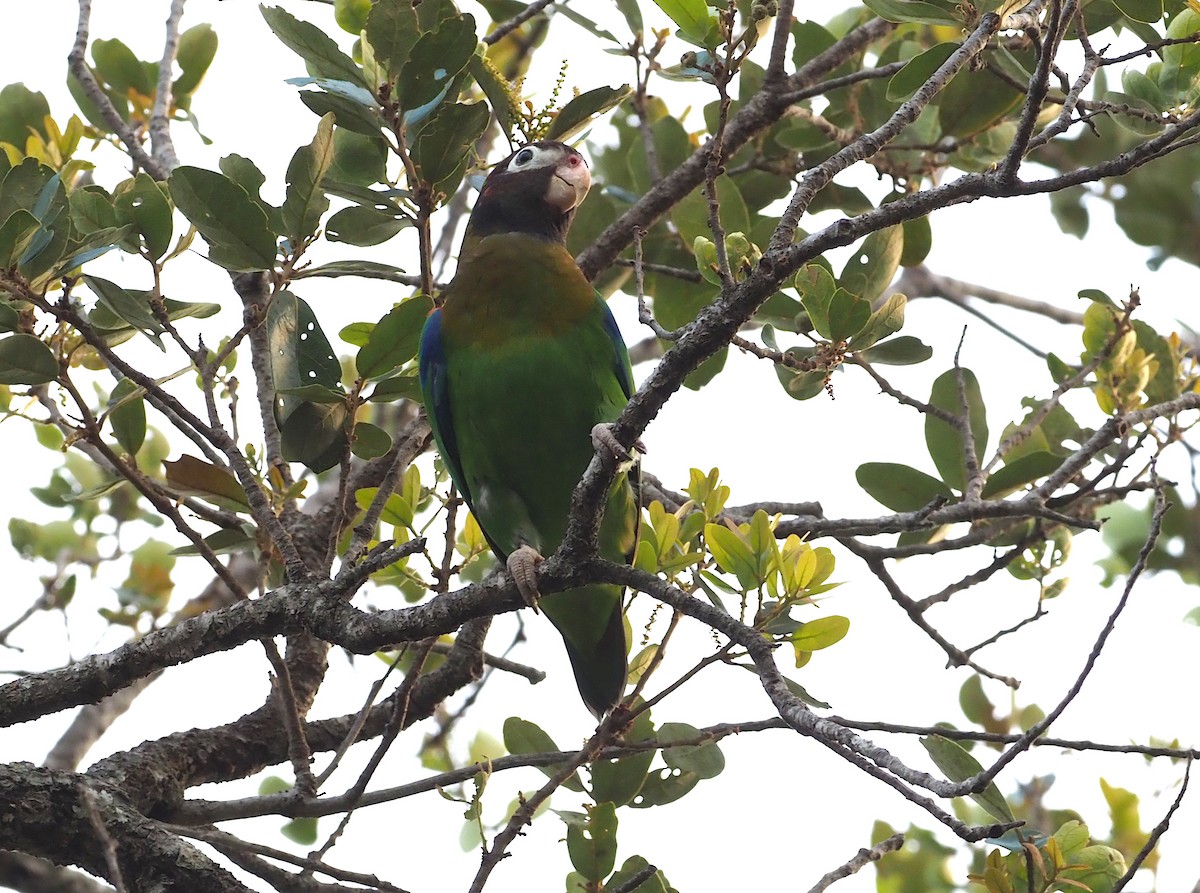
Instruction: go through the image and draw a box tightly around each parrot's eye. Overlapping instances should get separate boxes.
[513,148,535,166]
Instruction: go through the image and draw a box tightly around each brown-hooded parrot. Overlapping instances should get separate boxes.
[418,141,637,717]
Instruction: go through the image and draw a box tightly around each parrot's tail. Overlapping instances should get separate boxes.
[561,598,627,719]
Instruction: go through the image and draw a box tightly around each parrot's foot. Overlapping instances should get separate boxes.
[591,424,646,469]
[507,545,544,612]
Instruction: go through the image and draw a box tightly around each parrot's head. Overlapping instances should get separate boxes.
[466,141,591,243]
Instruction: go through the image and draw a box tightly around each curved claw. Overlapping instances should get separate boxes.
[507,545,545,612]
[591,423,646,469]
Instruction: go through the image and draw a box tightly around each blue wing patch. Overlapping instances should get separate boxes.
[418,309,471,504]
[598,298,635,400]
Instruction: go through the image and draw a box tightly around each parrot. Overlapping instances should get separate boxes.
[418,140,638,718]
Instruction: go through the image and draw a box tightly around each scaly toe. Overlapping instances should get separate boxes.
[507,545,544,612]
[591,423,637,466]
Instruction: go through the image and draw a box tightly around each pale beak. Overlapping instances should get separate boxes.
[545,152,591,212]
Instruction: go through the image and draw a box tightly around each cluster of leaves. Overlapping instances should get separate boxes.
[69,23,218,138]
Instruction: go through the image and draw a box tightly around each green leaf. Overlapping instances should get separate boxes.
[566,802,618,883]
[163,455,250,511]
[173,24,219,96]
[0,210,40,269]
[356,296,433,378]
[826,289,871,341]
[0,303,18,333]
[792,615,850,652]
[92,39,152,95]
[351,421,392,459]
[861,0,961,24]
[921,735,1015,823]
[281,817,318,845]
[938,68,1023,138]
[327,129,388,186]
[326,204,411,246]
[108,378,146,455]
[168,166,278,270]
[398,15,478,115]
[368,372,423,403]
[298,88,385,136]
[924,368,988,493]
[629,767,700,807]
[280,399,350,472]
[0,334,57,385]
[366,0,421,80]
[608,857,668,893]
[795,263,836,335]
[84,276,164,341]
[848,293,906,351]
[335,0,372,34]
[268,291,343,427]
[501,717,583,792]
[113,174,174,260]
[293,260,408,282]
[171,527,257,556]
[839,225,903,304]
[670,175,750,247]
[545,85,632,141]
[0,84,50,148]
[591,749,654,807]
[260,5,367,87]
[468,55,514,139]
[705,523,761,590]
[659,722,725,780]
[652,0,721,47]
[412,101,490,194]
[1112,0,1163,24]
[900,215,932,266]
[887,43,957,101]
[859,334,932,365]
[856,462,953,512]
[980,451,1063,498]
[282,113,335,244]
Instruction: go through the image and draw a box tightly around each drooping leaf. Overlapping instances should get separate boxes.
[545,85,632,141]
[280,399,349,472]
[921,735,1015,823]
[566,802,618,883]
[502,716,583,792]
[173,24,219,96]
[925,368,988,493]
[108,378,146,455]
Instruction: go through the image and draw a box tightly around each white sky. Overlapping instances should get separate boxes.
[1,2,1199,892]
